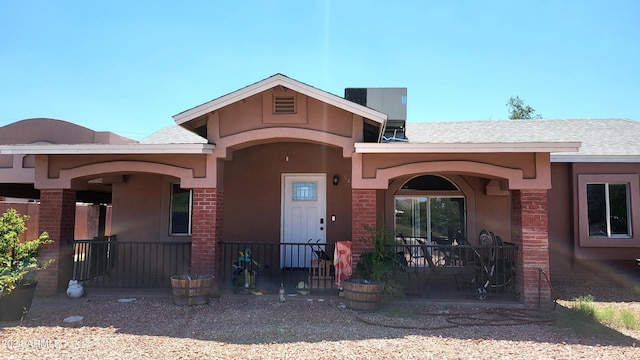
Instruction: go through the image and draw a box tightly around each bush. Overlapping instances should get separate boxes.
[0,208,52,295]
[355,224,405,296]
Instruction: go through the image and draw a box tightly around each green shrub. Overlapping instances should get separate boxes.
[0,208,52,295]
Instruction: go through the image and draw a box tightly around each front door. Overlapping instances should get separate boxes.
[281,174,326,268]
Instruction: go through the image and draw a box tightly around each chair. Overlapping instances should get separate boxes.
[399,234,425,267]
[309,259,332,289]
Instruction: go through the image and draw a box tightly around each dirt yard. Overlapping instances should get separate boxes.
[1,279,639,359]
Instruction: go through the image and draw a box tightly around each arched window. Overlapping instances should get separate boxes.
[395,175,466,246]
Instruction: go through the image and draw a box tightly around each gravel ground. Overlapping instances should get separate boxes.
[1,284,639,359]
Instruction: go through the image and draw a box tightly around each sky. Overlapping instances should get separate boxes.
[1,1,639,140]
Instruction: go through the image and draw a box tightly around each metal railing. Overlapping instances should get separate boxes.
[395,240,517,299]
[72,237,516,298]
[72,237,191,288]
[220,241,336,292]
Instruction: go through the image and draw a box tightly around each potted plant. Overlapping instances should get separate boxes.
[343,224,404,310]
[0,208,52,321]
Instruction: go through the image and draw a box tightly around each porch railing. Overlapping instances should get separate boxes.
[220,241,336,292]
[72,237,516,298]
[220,240,517,299]
[395,240,517,298]
[72,237,191,288]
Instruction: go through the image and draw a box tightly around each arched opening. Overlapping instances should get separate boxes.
[394,175,466,246]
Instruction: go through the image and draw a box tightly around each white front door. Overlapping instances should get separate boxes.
[281,174,326,268]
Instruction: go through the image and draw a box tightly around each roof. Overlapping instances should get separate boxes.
[0,119,214,155]
[0,118,135,145]
[403,118,640,161]
[172,73,388,126]
[139,125,208,144]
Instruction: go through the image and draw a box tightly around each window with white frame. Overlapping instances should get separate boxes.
[170,183,192,235]
[577,173,640,247]
[587,182,631,237]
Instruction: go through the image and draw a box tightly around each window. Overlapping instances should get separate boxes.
[170,183,192,235]
[292,182,317,201]
[395,176,466,245]
[587,183,630,237]
[395,196,465,244]
[577,174,639,247]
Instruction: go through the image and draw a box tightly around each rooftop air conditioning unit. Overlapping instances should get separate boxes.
[345,87,407,142]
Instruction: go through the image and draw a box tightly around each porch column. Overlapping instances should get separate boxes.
[511,189,551,307]
[190,188,223,277]
[351,189,377,266]
[38,189,76,295]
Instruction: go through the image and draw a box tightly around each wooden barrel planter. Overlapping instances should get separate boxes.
[342,279,384,310]
[170,275,215,306]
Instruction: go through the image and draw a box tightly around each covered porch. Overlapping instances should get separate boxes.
[69,237,518,302]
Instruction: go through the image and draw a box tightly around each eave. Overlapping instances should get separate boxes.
[355,142,581,154]
[0,144,215,155]
[551,154,640,163]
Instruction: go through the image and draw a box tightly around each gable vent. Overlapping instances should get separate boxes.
[274,95,296,114]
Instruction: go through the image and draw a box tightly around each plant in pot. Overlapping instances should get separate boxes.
[343,224,405,310]
[0,208,52,321]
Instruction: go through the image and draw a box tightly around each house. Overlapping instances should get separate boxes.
[1,74,638,306]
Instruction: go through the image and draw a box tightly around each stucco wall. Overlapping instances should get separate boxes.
[466,177,512,243]
[548,163,573,274]
[223,142,352,244]
[111,174,177,242]
[215,91,354,140]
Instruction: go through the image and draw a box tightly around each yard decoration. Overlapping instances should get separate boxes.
[66,279,84,298]
[231,248,261,292]
[0,208,53,321]
[343,224,404,310]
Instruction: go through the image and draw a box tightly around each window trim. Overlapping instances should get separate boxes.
[577,174,640,247]
[169,183,192,236]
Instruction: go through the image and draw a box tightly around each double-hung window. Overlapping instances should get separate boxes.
[170,183,192,235]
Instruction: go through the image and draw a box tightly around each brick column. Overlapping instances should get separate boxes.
[351,189,377,266]
[511,190,551,307]
[190,188,223,278]
[38,189,76,295]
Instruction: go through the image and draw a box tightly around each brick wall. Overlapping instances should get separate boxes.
[190,188,223,278]
[511,190,551,307]
[351,189,377,266]
[37,189,76,295]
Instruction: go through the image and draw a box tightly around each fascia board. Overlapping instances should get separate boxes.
[0,144,215,155]
[355,142,581,153]
[551,155,640,163]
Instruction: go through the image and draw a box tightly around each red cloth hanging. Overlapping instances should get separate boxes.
[334,241,352,287]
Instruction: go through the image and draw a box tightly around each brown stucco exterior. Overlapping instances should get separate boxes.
[4,74,635,306]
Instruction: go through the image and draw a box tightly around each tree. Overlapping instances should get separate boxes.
[506,96,542,119]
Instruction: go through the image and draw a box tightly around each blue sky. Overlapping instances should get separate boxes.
[1,1,639,139]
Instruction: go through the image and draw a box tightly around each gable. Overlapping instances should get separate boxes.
[173,74,387,142]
